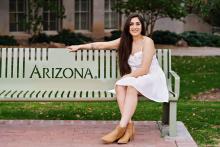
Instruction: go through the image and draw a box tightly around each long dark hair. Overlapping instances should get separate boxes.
[118,14,146,76]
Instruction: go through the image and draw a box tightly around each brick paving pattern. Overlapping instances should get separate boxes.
[0,120,197,147]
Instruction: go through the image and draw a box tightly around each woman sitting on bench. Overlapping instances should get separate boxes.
[67,14,169,144]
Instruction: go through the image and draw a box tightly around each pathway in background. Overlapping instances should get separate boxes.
[171,47,220,56]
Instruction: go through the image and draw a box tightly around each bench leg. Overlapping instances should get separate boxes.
[158,102,169,137]
[162,102,169,125]
[169,101,177,137]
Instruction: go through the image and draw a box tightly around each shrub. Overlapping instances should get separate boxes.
[0,36,18,46]
[29,33,50,44]
[104,30,122,41]
[180,31,220,47]
[152,30,181,45]
[50,29,93,45]
[28,29,93,45]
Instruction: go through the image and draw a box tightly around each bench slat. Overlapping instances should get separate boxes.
[156,49,162,67]
[99,50,105,79]
[0,89,174,101]
[8,48,13,78]
[106,50,111,78]
[1,48,7,78]
[0,90,6,96]
[0,48,2,78]
[10,90,18,97]
[111,50,116,78]
[14,48,18,78]
[93,50,99,79]
[163,49,168,78]
[81,91,87,98]
[4,90,11,97]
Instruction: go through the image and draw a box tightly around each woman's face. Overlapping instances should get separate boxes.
[129,17,142,37]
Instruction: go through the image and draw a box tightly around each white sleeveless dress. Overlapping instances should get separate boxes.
[109,51,169,102]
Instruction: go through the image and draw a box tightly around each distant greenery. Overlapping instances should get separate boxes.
[151,30,220,47]
[24,0,65,38]
[152,30,181,45]
[104,30,122,41]
[185,0,220,27]
[29,29,93,45]
[114,0,187,36]
[29,33,50,44]
[181,31,220,47]
[0,56,220,146]
[50,29,93,45]
[0,35,18,46]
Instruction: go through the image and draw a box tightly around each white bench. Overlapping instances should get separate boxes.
[0,48,180,137]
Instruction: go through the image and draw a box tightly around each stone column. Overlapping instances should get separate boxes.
[92,0,104,41]
[62,0,75,31]
[0,0,9,35]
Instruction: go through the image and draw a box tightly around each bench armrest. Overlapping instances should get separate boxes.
[169,70,180,101]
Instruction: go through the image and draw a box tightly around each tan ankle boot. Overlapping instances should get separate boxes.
[117,122,135,144]
[101,125,126,144]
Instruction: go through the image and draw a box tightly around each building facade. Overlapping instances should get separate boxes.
[0,0,212,42]
[0,0,121,41]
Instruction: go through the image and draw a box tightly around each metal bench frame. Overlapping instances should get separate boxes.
[0,48,180,137]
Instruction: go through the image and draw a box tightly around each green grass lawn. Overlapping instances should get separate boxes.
[0,56,220,146]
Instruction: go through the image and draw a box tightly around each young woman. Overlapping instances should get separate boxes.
[67,14,169,144]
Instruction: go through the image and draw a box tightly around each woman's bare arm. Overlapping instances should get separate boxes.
[67,38,120,52]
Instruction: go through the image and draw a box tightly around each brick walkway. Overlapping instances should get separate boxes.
[0,120,197,147]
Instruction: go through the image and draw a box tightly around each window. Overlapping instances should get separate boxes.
[9,0,26,32]
[75,0,92,30]
[104,0,119,29]
[43,0,60,31]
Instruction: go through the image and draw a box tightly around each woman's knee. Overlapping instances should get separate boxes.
[115,85,126,94]
[126,86,138,95]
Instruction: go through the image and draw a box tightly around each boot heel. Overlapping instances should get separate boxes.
[101,126,126,144]
[131,124,135,140]
[130,134,134,141]
[117,122,135,144]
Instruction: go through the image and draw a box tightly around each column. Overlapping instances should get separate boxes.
[0,0,9,35]
[92,0,104,41]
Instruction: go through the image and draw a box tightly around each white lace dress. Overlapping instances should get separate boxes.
[109,51,169,102]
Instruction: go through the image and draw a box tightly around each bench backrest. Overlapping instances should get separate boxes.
[0,48,171,100]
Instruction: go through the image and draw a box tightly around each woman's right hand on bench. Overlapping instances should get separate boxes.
[67,45,80,52]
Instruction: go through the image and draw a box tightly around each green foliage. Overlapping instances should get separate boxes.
[185,0,209,15]
[180,31,220,47]
[24,0,65,38]
[104,30,122,41]
[0,36,18,46]
[185,0,220,26]
[178,102,220,145]
[152,30,181,45]
[28,29,93,45]
[172,56,220,100]
[50,29,93,45]
[150,30,220,47]
[28,33,50,43]
[206,0,220,26]
[114,0,187,36]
